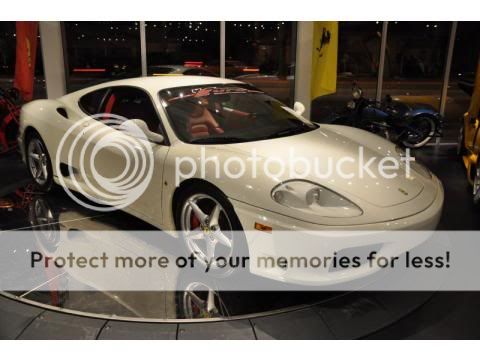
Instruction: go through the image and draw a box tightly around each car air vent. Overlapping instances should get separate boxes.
[56,107,68,118]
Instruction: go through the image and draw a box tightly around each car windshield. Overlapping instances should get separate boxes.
[159,84,317,144]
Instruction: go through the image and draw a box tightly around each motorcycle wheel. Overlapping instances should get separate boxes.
[402,116,436,149]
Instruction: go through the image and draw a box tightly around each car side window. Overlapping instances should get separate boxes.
[101,86,163,135]
[78,88,109,115]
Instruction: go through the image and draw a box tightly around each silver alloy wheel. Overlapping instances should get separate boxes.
[29,198,59,252]
[183,282,224,318]
[180,193,234,269]
[27,138,49,186]
[474,167,480,205]
[31,198,55,229]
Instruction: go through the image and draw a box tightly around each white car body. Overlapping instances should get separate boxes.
[18,76,444,284]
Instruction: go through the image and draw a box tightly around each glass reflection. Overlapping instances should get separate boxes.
[312,21,382,122]
[225,21,297,105]
[146,21,220,76]
[64,21,142,92]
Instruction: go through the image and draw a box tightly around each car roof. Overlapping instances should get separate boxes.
[64,76,243,99]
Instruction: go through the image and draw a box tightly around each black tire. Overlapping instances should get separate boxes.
[174,182,248,276]
[402,116,436,148]
[25,132,53,192]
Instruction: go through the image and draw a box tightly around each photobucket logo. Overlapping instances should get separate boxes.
[55,114,154,211]
[175,146,416,185]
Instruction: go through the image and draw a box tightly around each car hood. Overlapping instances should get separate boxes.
[223,125,424,208]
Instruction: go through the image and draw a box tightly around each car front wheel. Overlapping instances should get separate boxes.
[175,184,247,275]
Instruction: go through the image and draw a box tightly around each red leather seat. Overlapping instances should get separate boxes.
[187,107,224,139]
[104,94,116,116]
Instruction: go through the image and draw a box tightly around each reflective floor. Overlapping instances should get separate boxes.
[1,145,480,330]
[0,153,343,320]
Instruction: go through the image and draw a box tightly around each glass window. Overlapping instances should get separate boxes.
[382,22,449,98]
[225,22,297,105]
[64,22,142,93]
[0,22,17,80]
[446,22,480,142]
[146,22,220,76]
[78,88,109,115]
[148,66,176,75]
[183,68,216,76]
[311,21,382,122]
[383,22,450,143]
[102,86,161,134]
[159,84,316,144]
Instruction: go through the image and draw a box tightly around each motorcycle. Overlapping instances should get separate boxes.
[327,83,443,148]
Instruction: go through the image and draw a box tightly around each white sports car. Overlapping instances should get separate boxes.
[18,76,444,281]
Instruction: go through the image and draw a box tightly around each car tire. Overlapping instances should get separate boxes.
[26,133,53,192]
[174,183,248,276]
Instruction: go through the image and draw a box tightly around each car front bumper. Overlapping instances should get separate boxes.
[229,174,444,286]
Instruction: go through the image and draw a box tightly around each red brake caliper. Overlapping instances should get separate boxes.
[190,213,200,229]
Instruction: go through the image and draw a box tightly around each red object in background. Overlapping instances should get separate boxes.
[13,21,38,102]
[184,61,204,68]
[72,68,106,73]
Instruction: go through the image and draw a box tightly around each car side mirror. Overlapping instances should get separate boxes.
[122,119,165,144]
[293,101,306,116]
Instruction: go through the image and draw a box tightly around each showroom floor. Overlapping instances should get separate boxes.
[1,145,480,339]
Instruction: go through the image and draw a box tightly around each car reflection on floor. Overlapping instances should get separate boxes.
[0,183,335,320]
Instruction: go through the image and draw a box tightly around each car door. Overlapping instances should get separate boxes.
[473,111,480,156]
[55,87,109,187]
[80,86,169,224]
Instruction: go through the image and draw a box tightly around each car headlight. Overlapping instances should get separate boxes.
[395,146,432,179]
[271,180,363,218]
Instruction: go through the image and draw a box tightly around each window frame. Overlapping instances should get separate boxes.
[78,88,110,116]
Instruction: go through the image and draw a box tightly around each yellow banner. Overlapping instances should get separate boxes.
[311,21,338,99]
